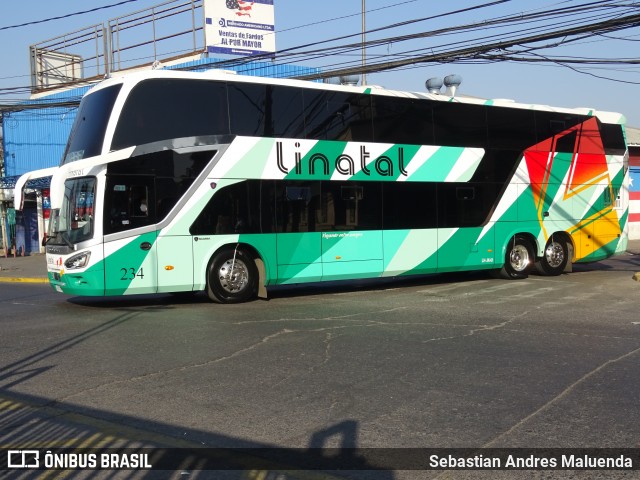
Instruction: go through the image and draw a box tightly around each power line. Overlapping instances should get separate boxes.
[290,11,640,80]
[1,0,639,105]
[0,0,514,96]
[193,1,632,70]
[206,1,638,80]
[0,0,144,32]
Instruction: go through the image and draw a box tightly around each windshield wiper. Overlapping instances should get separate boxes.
[60,232,74,249]
[46,232,74,249]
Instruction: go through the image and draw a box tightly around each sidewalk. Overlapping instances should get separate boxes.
[1,241,640,284]
[628,238,640,256]
[0,249,49,283]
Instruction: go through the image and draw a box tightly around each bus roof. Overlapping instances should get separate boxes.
[87,68,626,125]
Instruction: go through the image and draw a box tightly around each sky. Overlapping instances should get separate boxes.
[0,0,639,126]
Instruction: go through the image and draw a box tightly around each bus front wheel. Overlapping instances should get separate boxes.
[206,247,258,303]
[497,236,533,280]
[535,237,568,276]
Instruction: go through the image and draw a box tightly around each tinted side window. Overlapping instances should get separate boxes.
[433,102,487,147]
[383,182,437,229]
[104,175,155,234]
[190,180,262,235]
[470,150,522,183]
[303,90,373,142]
[229,83,305,138]
[228,83,263,136]
[273,181,382,232]
[275,181,321,233]
[601,123,626,155]
[555,131,577,153]
[438,182,501,228]
[107,149,213,177]
[105,149,214,229]
[321,181,382,230]
[112,79,229,150]
[63,84,122,163]
[535,111,585,142]
[488,106,536,150]
[155,150,214,220]
[372,96,434,145]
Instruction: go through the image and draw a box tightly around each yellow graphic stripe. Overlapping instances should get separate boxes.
[563,172,611,200]
[569,208,621,260]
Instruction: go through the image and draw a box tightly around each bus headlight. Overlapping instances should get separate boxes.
[65,252,91,270]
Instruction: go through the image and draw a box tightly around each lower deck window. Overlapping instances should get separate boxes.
[189,179,501,235]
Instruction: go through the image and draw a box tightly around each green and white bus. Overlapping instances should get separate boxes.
[25,69,629,303]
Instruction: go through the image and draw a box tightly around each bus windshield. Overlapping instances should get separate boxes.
[62,84,122,164]
[47,177,96,246]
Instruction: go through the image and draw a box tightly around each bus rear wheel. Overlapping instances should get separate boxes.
[497,236,533,280]
[206,247,258,303]
[535,237,568,276]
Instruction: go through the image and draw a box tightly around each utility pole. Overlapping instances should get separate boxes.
[361,0,366,86]
[0,111,9,257]
[0,113,7,256]
[0,111,4,178]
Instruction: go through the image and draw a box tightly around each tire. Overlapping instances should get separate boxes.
[206,247,258,303]
[497,236,534,280]
[535,237,568,276]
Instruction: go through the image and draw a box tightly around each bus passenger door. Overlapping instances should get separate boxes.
[275,182,322,284]
[103,174,158,295]
[156,235,193,293]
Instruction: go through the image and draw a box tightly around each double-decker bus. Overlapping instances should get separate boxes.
[19,69,629,303]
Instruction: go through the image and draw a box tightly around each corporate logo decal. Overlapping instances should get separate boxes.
[276,141,408,177]
[7,450,39,469]
[5,449,153,470]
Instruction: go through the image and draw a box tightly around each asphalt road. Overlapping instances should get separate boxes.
[1,251,640,480]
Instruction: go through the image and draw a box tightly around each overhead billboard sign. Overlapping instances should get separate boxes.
[204,0,275,57]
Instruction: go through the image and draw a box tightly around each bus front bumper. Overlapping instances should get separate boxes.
[49,269,105,296]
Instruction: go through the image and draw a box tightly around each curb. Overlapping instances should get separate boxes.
[0,277,50,284]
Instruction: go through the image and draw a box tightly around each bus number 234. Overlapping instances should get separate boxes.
[120,267,144,280]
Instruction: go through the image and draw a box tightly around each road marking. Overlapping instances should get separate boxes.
[0,277,49,284]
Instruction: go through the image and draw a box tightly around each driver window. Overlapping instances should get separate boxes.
[104,178,155,234]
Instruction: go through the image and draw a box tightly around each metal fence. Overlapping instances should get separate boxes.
[30,0,204,92]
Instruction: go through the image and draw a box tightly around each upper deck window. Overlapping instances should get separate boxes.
[62,84,122,164]
[111,79,230,150]
[228,82,305,138]
[600,122,627,155]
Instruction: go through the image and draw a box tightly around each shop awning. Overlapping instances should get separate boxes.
[0,175,51,190]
